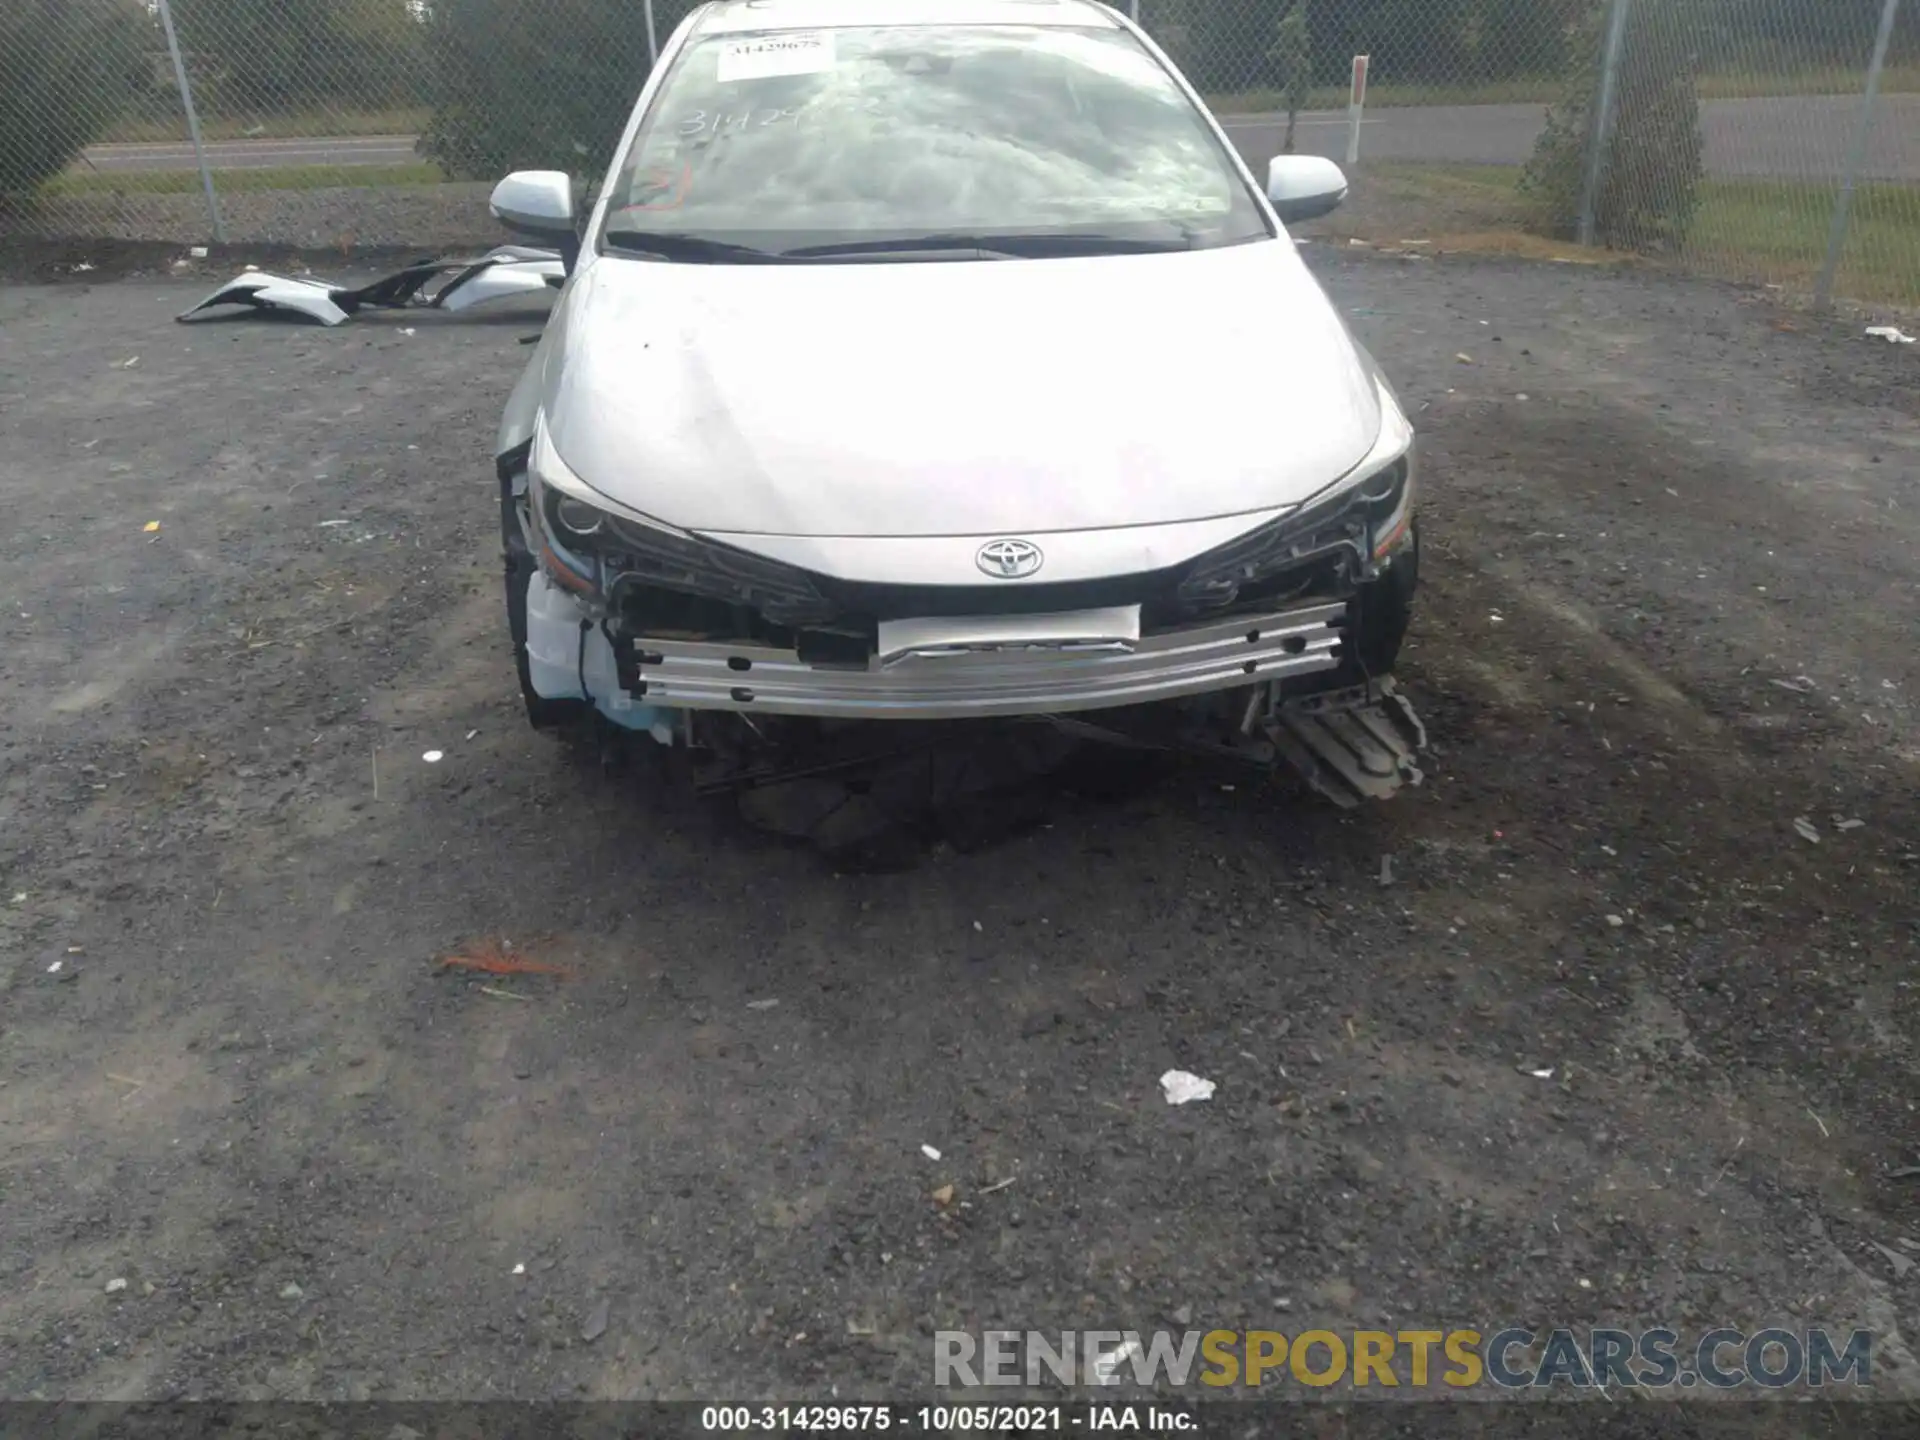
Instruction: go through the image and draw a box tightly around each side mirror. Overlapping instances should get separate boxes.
[1266,155,1349,225]
[490,170,576,239]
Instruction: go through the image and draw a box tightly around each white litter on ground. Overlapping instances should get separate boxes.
[422,750,444,764]
[1160,1070,1217,1105]
[1866,326,1915,344]
[920,1144,942,1162]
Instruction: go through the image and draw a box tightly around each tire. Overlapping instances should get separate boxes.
[500,467,586,731]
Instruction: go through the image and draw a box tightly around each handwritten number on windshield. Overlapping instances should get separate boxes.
[675,108,803,138]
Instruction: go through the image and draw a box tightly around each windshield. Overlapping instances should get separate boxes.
[598,22,1271,258]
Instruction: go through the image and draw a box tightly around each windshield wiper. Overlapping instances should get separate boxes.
[602,230,782,263]
[779,232,1200,260]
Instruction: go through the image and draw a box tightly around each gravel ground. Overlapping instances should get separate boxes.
[1,247,1918,1426]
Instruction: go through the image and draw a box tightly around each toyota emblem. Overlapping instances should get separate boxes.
[976,538,1044,579]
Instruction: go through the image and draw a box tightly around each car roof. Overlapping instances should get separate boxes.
[694,0,1122,36]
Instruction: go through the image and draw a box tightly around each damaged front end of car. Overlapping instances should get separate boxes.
[502,410,1425,811]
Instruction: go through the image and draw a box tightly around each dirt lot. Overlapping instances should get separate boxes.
[2,244,1918,1423]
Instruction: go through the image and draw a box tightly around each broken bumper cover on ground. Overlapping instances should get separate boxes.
[176,247,565,327]
[523,571,1347,722]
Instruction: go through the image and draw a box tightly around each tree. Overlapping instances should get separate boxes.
[0,0,148,195]
[421,0,685,180]
[1269,1,1313,153]
[171,0,427,116]
[1519,0,1705,252]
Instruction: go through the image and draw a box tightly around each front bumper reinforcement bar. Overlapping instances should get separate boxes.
[619,602,1348,720]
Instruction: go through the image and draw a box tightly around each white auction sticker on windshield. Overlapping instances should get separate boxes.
[716,31,834,82]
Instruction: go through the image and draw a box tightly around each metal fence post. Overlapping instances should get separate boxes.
[1817,0,1901,308]
[1346,55,1370,166]
[1576,0,1632,247]
[154,0,224,244]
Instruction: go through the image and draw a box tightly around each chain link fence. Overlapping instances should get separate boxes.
[2,0,1916,307]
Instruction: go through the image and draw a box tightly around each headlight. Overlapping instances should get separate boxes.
[1177,377,1414,608]
[529,420,832,624]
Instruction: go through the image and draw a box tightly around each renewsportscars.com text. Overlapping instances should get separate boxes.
[934,1327,1873,1391]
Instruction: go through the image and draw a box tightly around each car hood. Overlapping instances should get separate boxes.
[540,238,1379,538]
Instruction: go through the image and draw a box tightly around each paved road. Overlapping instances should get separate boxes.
[1223,92,1920,182]
[79,134,421,173]
[79,93,1920,182]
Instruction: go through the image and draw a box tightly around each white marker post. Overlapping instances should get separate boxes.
[1346,53,1370,167]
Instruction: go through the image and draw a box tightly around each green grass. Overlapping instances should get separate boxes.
[1354,162,1920,307]
[1204,62,1920,115]
[1363,161,1530,218]
[100,106,431,145]
[43,162,445,197]
[1688,176,1920,304]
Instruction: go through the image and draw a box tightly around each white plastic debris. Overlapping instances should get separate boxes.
[1528,1067,1556,1080]
[189,246,208,259]
[465,728,479,741]
[422,750,444,764]
[46,960,62,974]
[920,1144,942,1162]
[1160,1070,1217,1106]
[746,998,780,1011]
[1793,817,1821,845]
[399,328,416,337]
[511,1262,526,1275]
[1835,818,1866,832]
[73,261,96,272]
[1866,326,1915,344]
[318,519,352,527]
[105,1277,128,1293]
[1872,1242,1915,1279]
